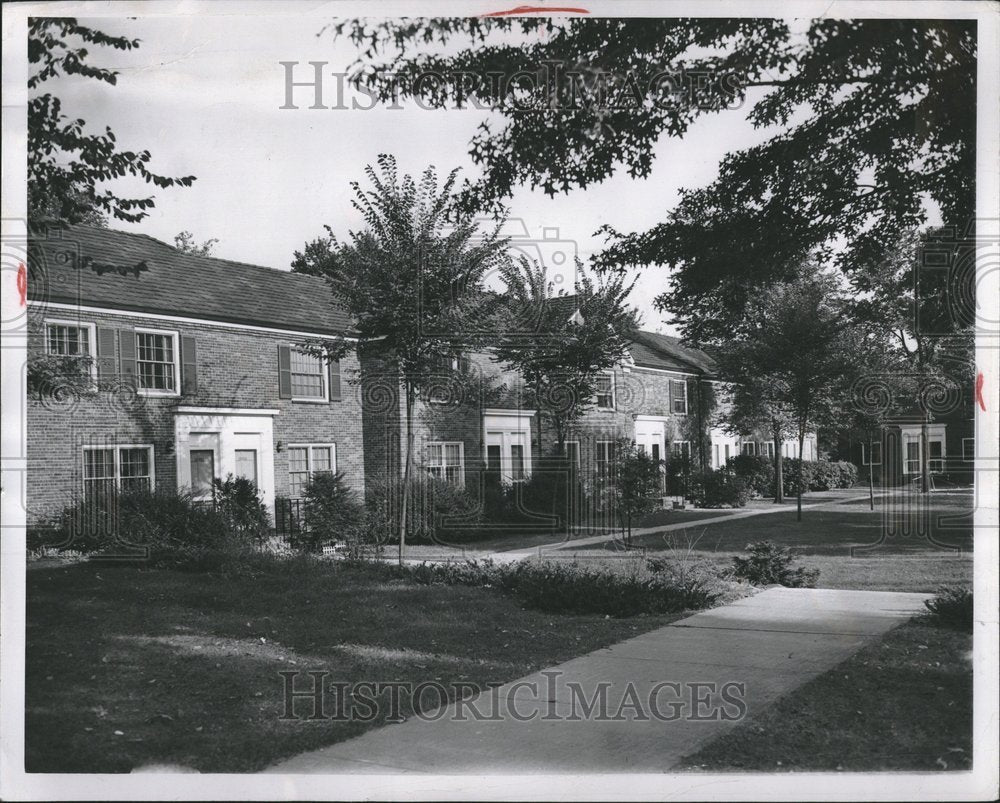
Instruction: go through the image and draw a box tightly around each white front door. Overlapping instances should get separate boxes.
[634,416,666,492]
[174,408,277,516]
[483,410,534,483]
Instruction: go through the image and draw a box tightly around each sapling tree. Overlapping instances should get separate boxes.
[292,155,509,562]
[611,439,663,546]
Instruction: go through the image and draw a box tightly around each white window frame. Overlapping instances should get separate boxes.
[741,441,756,456]
[962,437,974,462]
[286,443,337,498]
[595,439,615,480]
[81,444,156,493]
[44,318,98,383]
[135,327,181,397]
[862,441,882,466]
[562,440,581,468]
[594,372,616,410]
[289,345,330,403]
[902,433,946,475]
[425,441,466,487]
[670,379,689,415]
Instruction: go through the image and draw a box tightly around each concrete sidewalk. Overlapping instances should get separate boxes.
[265,586,928,774]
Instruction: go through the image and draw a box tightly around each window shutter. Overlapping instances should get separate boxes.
[667,380,675,412]
[181,335,198,395]
[459,354,471,373]
[96,327,116,384]
[329,358,342,402]
[277,345,292,399]
[118,330,137,384]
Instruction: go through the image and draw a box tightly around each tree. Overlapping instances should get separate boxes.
[717,263,877,520]
[174,231,219,257]
[493,257,640,452]
[29,18,196,223]
[610,439,663,546]
[331,17,974,318]
[293,155,509,563]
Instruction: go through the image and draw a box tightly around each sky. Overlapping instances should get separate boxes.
[48,14,783,335]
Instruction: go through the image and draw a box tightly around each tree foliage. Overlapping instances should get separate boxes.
[28,18,196,223]
[492,258,639,447]
[331,17,974,339]
[174,231,219,257]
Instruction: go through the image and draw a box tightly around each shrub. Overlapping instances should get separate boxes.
[726,454,775,498]
[694,469,750,508]
[298,471,366,553]
[781,458,816,496]
[212,474,270,544]
[47,487,263,570]
[729,540,819,587]
[831,460,859,489]
[366,474,480,545]
[924,586,973,631]
[356,557,719,617]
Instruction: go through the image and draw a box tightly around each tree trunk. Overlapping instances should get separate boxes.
[796,425,805,522]
[920,418,930,494]
[868,431,875,510]
[399,381,415,565]
[773,421,784,504]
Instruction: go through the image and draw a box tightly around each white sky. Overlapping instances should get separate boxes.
[50,14,784,334]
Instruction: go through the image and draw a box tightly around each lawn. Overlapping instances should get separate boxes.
[25,559,686,773]
[569,490,974,592]
[679,615,973,771]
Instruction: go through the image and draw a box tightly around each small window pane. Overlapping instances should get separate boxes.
[312,447,332,473]
[119,447,151,493]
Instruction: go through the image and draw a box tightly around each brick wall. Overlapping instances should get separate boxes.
[26,306,364,523]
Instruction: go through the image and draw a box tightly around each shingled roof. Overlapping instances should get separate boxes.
[27,224,353,336]
[628,330,718,376]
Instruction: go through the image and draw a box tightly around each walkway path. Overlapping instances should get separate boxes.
[265,586,927,774]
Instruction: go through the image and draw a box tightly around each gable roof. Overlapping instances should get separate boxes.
[628,330,718,376]
[27,223,353,336]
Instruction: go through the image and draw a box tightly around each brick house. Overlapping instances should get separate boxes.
[25,224,363,525]
[361,299,819,500]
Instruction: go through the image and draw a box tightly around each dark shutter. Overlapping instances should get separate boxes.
[118,329,137,384]
[667,380,675,412]
[329,358,342,402]
[96,327,116,385]
[277,345,292,399]
[459,354,471,373]
[181,335,197,395]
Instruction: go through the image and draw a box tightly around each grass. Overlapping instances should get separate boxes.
[25,558,688,773]
[679,616,973,771]
[567,490,974,592]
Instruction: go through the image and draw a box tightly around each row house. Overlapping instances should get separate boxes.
[25,224,363,525]
[24,224,824,527]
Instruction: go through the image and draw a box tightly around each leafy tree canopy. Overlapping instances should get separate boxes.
[332,17,975,340]
[29,18,196,223]
[174,231,219,257]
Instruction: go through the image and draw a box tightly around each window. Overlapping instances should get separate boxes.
[189,449,215,499]
[762,442,775,459]
[724,444,730,462]
[82,445,154,498]
[135,329,179,393]
[713,444,720,468]
[290,348,327,401]
[45,320,96,380]
[963,438,974,462]
[510,444,526,481]
[235,449,258,485]
[928,440,944,473]
[426,442,464,485]
[741,442,756,456]
[863,441,882,466]
[287,444,336,497]
[562,440,581,468]
[670,379,688,415]
[671,441,691,459]
[595,373,615,410]
[595,440,615,480]
[905,441,921,475]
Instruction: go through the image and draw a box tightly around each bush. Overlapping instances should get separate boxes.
[356,556,719,617]
[298,471,366,553]
[694,469,750,508]
[781,458,816,496]
[48,487,262,570]
[212,475,270,544]
[366,474,480,545]
[924,586,973,631]
[726,454,775,498]
[729,540,819,588]
[831,460,859,489]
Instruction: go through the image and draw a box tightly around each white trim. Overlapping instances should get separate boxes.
[81,443,156,492]
[562,439,581,467]
[175,406,280,416]
[134,327,181,397]
[289,344,329,403]
[31,300,358,342]
[43,317,98,383]
[630,364,699,378]
[424,440,466,487]
[482,408,536,418]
